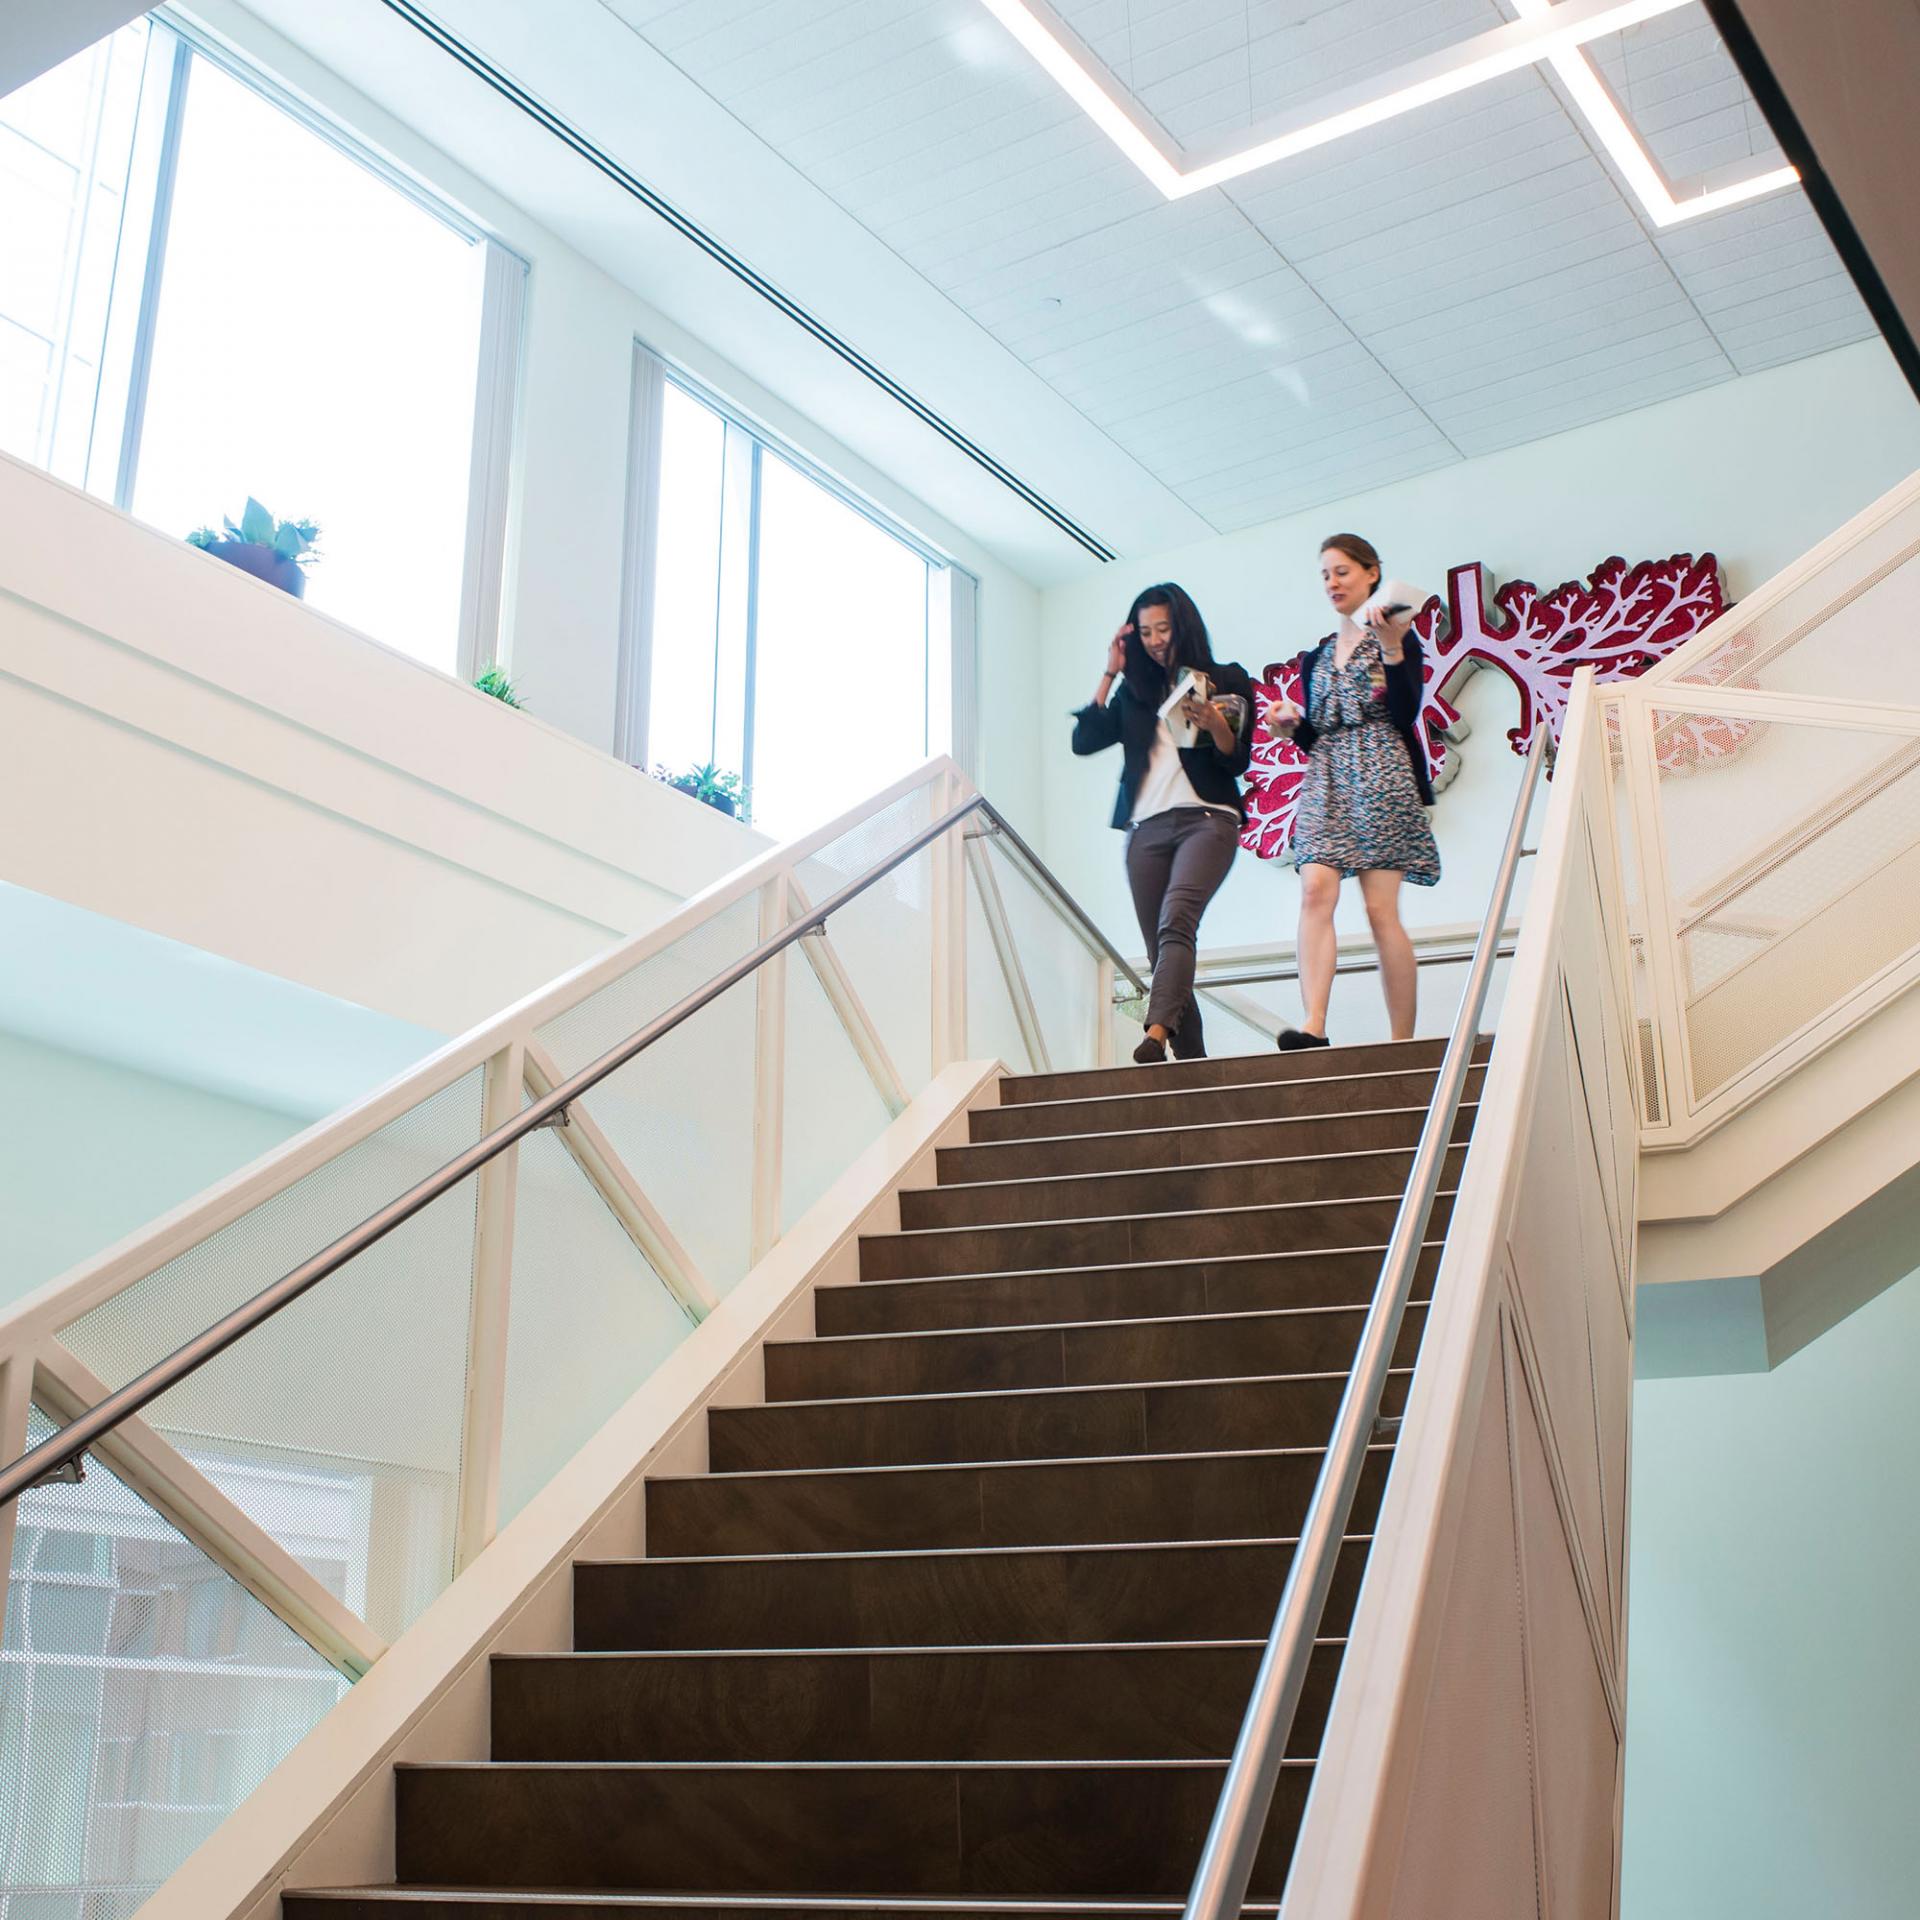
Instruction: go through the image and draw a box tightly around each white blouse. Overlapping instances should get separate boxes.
[1130,718,1237,826]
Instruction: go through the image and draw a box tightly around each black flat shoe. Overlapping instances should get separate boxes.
[1277,1028,1331,1051]
[1132,1035,1168,1065]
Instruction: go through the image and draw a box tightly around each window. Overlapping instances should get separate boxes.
[0,16,523,676]
[634,363,961,840]
[0,19,163,486]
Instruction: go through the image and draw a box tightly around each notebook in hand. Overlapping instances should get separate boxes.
[1159,669,1210,746]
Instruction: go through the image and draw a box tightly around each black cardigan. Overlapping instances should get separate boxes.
[1071,662,1257,830]
[1292,636,1435,807]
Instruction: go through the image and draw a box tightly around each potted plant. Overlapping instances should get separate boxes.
[186,497,319,598]
[473,665,525,708]
[653,761,749,821]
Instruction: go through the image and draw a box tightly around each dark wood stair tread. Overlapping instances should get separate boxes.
[997,1034,1482,1105]
[707,1369,1412,1470]
[489,1637,1345,1761]
[815,1244,1442,1336]
[571,1535,1376,1651]
[322,1028,1486,1917]
[392,1759,1312,1897]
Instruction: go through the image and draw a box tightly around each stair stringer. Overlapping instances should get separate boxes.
[130,1059,1006,1920]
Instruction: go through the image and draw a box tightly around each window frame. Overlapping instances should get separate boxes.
[23,7,528,683]
[620,340,978,818]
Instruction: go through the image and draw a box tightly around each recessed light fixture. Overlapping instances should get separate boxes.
[980,0,1798,226]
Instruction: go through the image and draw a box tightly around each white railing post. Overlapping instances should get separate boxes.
[931,770,968,1067]
[966,833,1051,1073]
[0,1350,33,1646]
[1617,687,1695,1132]
[453,1040,523,1575]
[751,874,789,1263]
[1094,956,1116,1068]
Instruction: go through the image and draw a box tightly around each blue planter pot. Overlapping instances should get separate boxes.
[203,538,306,598]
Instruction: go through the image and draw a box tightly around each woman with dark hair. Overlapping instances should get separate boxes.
[1265,533,1439,1049]
[1072,582,1255,1064]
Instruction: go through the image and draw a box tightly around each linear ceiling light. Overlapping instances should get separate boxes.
[1508,0,1799,225]
[982,0,1798,224]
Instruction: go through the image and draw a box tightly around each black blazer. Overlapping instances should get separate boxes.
[1292,636,1435,807]
[1071,662,1257,830]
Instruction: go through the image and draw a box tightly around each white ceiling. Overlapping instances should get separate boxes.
[600,0,1869,536]
[226,0,1873,575]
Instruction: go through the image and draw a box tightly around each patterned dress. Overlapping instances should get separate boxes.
[1291,631,1441,886]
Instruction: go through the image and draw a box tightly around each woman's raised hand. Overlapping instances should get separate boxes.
[1106,624,1131,677]
[1264,698,1304,737]
[1365,603,1412,659]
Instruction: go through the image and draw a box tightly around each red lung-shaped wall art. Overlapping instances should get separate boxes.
[1242,552,1738,861]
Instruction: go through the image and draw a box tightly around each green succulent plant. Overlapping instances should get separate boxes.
[186,496,320,567]
[653,760,750,820]
[473,665,525,708]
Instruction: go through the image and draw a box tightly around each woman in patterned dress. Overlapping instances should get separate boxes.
[1264,534,1439,1049]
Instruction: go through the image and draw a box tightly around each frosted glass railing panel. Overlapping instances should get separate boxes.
[964,860,1035,1076]
[2,1409,348,1919]
[781,949,895,1236]
[792,787,937,1090]
[978,838,1105,1073]
[1647,706,1920,1101]
[57,1071,486,1642]
[534,898,762,1294]
[496,1127,695,1527]
[1671,518,1920,696]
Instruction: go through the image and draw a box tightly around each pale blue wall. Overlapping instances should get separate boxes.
[0,1030,309,1310]
[1621,1266,1920,1918]
[0,880,443,1313]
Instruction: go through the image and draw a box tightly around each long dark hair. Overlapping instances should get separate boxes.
[1121,582,1216,700]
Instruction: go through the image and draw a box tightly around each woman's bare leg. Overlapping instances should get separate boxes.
[1297,864,1342,1035]
[1358,868,1417,1040]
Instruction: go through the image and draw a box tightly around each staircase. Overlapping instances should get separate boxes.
[287,1036,1486,1917]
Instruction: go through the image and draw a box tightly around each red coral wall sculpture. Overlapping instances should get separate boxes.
[1243,552,1733,860]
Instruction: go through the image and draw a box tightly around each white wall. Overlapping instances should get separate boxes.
[1621,1264,1920,1920]
[1032,340,1920,1034]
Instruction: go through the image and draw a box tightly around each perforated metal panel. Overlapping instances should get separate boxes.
[964,855,1037,1075]
[978,837,1106,1073]
[1672,540,1920,696]
[536,896,762,1294]
[57,1069,486,1642]
[780,949,893,1235]
[1651,709,1920,1100]
[2,1409,348,1919]
[496,1127,694,1527]
[792,789,937,1092]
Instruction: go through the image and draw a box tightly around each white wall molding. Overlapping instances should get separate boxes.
[0,452,764,1031]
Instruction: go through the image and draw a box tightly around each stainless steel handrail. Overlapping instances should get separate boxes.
[1,789,1127,1511]
[1179,727,1550,1920]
